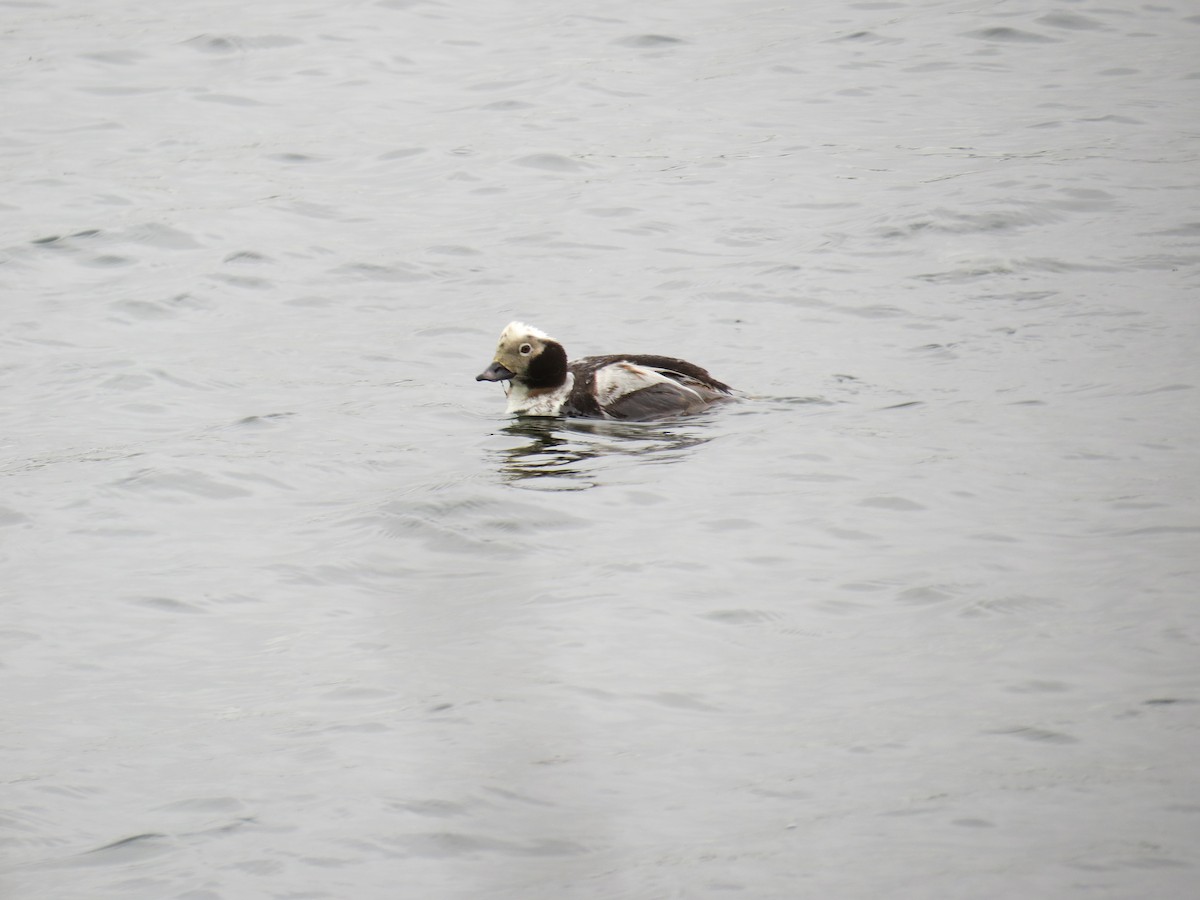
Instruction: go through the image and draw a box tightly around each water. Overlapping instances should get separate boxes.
[2,0,1198,897]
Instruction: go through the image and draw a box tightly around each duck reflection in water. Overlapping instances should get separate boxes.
[495,416,718,490]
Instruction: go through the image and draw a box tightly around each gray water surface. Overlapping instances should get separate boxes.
[3,1,1199,897]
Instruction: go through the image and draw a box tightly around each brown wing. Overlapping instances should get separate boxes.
[566,356,733,420]
[602,381,730,420]
[580,354,732,393]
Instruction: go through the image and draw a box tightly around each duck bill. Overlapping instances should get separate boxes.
[476,361,515,382]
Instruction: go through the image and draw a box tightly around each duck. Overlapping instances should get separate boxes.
[476,321,733,420]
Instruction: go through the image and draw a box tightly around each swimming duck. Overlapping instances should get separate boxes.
[476,321,733,420]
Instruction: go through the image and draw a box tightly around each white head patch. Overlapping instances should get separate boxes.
[500,321,553,344]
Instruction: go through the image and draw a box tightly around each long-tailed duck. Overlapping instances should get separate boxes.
[476,321,733,420]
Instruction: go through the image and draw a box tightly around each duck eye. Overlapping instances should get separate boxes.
[519,343,533,355]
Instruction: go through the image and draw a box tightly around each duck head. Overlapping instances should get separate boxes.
[476,322,568,389]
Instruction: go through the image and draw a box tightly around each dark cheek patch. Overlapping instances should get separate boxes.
[523,341,569,389]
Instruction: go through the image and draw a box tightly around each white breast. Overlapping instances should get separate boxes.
[505,373,575,416]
